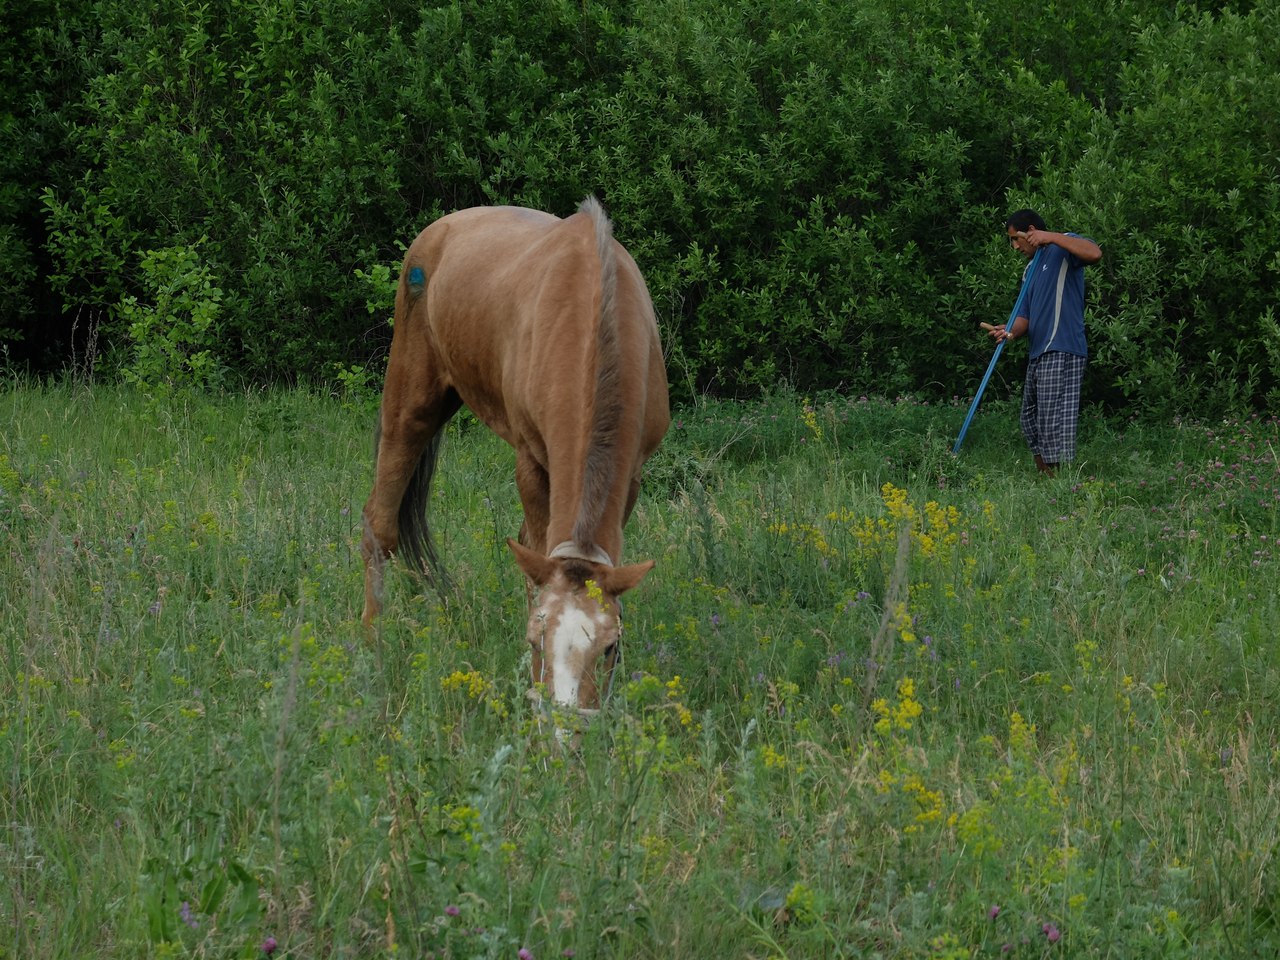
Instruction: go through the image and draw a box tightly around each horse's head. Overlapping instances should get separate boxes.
[508,539,654,719]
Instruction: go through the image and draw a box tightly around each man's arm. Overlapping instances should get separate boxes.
[1025,227,1102,264]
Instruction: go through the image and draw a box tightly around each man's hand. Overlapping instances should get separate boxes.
[1025,227,1103,263]
[1023,226,1054,249]
[981,321,1014,343]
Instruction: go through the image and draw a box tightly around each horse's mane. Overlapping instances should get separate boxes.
[571,196,623,554]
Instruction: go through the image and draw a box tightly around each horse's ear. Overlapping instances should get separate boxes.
[508,538,556,586]
[600,559,655,597]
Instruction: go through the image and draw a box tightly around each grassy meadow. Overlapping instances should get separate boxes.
[2,381,1278,959]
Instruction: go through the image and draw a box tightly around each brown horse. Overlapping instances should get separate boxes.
[361,197,670,717]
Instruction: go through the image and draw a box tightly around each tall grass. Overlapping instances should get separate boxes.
[2,382,1277,958]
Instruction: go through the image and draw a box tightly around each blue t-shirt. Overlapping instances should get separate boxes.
[1018,235,1092,359]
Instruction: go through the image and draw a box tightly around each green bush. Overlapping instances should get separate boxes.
[7,0,1279,415]
[119,243,226,396]
[41,0,420,380]
[590,0,1102,398]
[1093,7,1280,415]
[0,0,100,362]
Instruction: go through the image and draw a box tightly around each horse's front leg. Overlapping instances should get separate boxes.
[360,313,456,630]
[514,451,551,608]
[361,514,391,629]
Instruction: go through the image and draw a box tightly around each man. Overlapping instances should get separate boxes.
[988,209,1102,476]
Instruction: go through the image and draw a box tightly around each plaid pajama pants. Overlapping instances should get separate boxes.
[1020,351,1087,463]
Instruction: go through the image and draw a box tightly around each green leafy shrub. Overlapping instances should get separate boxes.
[0,0,103,368]
[7,0,1277,416]
[1023,5,1280,417]
[0,225,35,351]
[119,243,225,396]
[41,0,420,381]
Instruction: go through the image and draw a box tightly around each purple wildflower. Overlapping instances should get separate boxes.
[262,936,278,955]
[445,904,461,917]
[518,949,534,960]
[988,904,1001,920]
[1043,922,1061,943]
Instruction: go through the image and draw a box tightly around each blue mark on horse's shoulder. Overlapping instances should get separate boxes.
[408,266,426,294]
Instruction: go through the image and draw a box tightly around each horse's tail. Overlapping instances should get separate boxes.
[373,408,453,594]
[572,196,623,550]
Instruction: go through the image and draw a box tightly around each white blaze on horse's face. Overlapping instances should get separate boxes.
[509,539,653,725]
[527,579,621,713]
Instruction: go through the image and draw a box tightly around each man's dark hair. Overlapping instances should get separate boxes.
[1006,209,1047,232]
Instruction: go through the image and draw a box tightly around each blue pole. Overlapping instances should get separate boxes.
[952,248,1043,454]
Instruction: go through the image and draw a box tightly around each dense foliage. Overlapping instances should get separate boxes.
[2,0,1277,412]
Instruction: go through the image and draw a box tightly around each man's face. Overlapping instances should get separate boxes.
[1007,226,1034,258]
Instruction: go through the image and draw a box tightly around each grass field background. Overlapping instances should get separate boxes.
[3,382,1278,958]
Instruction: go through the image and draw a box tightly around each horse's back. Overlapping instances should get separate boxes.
[400,203,664,421]
[410,205,567,285]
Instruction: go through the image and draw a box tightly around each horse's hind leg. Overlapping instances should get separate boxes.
[361,337,454,628]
